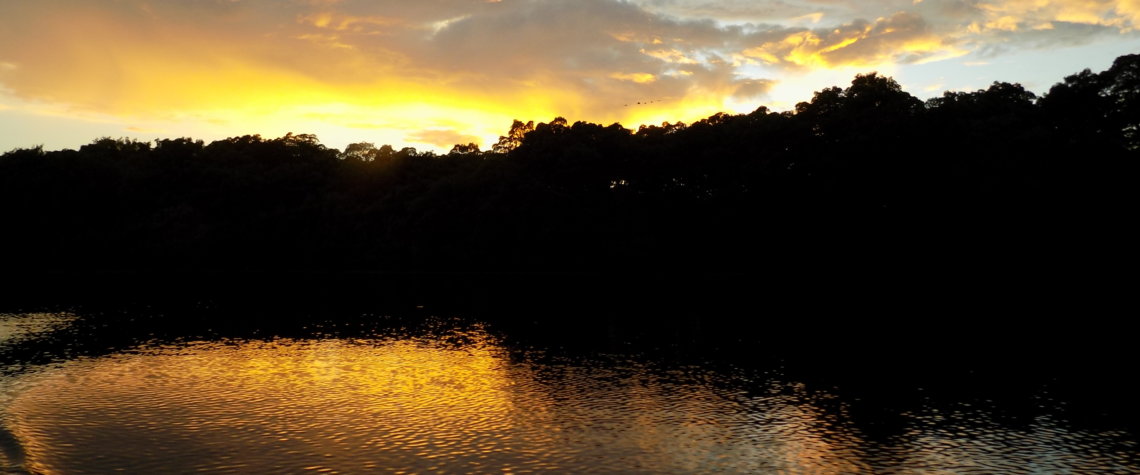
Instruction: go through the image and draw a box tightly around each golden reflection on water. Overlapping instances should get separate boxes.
[0,313,76,346]
[881,408,1138,474]
[3,327,872,473]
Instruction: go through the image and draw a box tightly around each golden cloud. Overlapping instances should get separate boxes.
[2,0,1139,152]
[610,72,658,83]
[742,12,966,69]
[969,0,1131,32]
[640,48,701,64]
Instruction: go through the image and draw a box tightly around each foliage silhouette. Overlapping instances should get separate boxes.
[2,56,1136,273]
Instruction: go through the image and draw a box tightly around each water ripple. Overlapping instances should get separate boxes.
[0,316,1134,473]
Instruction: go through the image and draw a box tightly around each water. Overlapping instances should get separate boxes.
[1,309,1136,473]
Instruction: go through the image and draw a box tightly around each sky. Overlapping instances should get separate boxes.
[2,0,1140,153]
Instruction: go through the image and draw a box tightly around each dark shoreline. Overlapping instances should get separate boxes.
[3,268,1129,358]
[4,270,1138,432]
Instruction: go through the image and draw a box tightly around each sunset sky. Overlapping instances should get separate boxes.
[3,0,1139,153]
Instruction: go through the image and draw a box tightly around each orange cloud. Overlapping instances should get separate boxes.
[640,48,701,64]
[2,0,1139,153]
[2,0,768,150]
[610,72,658,83]
[742,12,967,70]
[965,0,1133,33]
[407,129,483,148]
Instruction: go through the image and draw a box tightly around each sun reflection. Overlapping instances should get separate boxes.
[8,333,537,473]
[2,327,879,473]
[2,315,1135,473]
[0,313,76,346]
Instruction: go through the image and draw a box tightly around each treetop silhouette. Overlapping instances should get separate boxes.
[2,55,1135,272]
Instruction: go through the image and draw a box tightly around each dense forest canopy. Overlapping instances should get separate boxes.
[2,55,1137,273]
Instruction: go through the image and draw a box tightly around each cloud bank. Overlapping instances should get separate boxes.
[1,0,1138,149]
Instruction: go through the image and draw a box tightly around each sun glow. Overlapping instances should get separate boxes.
[3,0,1140,152]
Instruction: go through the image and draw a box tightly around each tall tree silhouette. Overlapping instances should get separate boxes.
[2,56,1136,273]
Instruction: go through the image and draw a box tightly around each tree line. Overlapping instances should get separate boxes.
[2,55,1136,273]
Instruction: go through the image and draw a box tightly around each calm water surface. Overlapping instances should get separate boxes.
[0,310,1136,473]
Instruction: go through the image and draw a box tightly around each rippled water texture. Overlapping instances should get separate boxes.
[0,313,77,347]
[1,313,1136,473]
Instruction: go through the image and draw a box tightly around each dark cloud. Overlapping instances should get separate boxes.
[820,12,943,65]
[633,0,919,25]
[731,78,777,99]
[633,0,827,22]
[398,0,762,117]
[973,21,1121,57]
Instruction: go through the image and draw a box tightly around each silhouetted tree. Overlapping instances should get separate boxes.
[449,143,481,155]
[341,142,377,162]
[491,120,534,153]
[1,57,1136,273]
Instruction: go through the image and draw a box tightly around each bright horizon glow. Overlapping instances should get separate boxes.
[2,0,1139,153]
